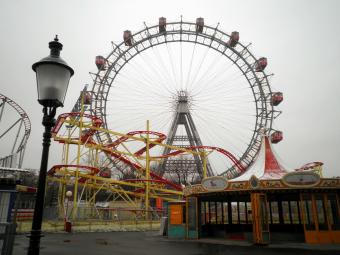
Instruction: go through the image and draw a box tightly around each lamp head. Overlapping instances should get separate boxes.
[65,190,73,197]
[32,35,74,108]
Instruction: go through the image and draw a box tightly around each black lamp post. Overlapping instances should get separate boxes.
[27,36,74,255]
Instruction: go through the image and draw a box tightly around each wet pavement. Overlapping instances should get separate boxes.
[13,231,340,255]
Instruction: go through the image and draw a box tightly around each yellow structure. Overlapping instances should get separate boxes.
[47,96,208,221]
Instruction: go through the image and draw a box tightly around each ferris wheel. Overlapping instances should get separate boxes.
[87,17,283,179]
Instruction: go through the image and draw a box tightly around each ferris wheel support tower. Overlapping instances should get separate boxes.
[159,90,213,180]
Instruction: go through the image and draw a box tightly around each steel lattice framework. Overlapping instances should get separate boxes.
[158,90,214,180]
[87,20,278,179]
[0,93,31,168]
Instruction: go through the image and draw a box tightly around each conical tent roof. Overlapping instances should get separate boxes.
[232,136,288,181]
[260,136,288,179]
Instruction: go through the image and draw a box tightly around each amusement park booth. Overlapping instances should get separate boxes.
[167,201,187,238]
[169,137,340,244]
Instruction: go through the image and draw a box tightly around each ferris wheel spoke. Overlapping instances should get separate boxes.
[193,100,254,113]
[108,87,169,104]
[116,72,171,100]
[116,72,161,97]
[193,107,254,132]
[121,53,174,96]
[197,109,254,121]
[186,46,210,92]
[166,43,180,90]
[107,108,171,126]
[124,70,169,98]
[198,118,254,140]
[152,46,177,93]
[184,43,197,91]
[200,73,246,96]
[199,109,255,127]
[123,60,161,89]
[197,123,251,155]
[192,69,247,97]
[137,50,175,95]
[189,51,244,96]
[204,81,251,96]
[191,111,246,156]
[192,90,253,104]
[195,97,253,110]
[180,41,183,90]
[188,52,230,95]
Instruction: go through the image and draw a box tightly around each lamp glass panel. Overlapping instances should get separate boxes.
[36,64,71,105]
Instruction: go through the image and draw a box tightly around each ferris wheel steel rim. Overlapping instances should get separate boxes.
[89,20,274,178]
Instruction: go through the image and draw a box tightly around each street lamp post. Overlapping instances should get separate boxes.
[27,36,74,255]
[64,190,73,232]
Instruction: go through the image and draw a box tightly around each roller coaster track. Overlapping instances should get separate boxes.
[0,93,31,168]
[51,112,245,194]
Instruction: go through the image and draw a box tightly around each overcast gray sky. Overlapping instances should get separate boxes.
[0,0,339,177]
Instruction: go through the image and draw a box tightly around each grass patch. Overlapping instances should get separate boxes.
[16,220,161,234]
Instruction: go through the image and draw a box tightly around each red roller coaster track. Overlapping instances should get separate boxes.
[51,112,245,191]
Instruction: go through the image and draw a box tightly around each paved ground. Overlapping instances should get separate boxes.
[13,232,340,255]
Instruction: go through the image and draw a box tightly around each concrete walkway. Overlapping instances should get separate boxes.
[13,232,340,255]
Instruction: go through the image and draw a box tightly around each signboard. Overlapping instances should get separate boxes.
[282,171,320,187]
[201,176,228,191]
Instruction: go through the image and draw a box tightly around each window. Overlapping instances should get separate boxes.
[0,193,10,222]
[282,201,290,224]
[210,202,216,224]
[290,201,300,224]
[326,194,340,230]
[315,195,327,230]
[206,202,211,224]
[216,202,222,224]
[201,202,206,225]
[239,202,246,224]
[302,194,315,230]
[231,202,238,224]
[270,201,280,224]
[246,202,252,223]
[222,202,228,224]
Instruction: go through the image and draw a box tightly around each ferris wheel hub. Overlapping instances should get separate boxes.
[177,90,189,103]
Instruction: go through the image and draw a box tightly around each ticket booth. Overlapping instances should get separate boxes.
[168,201,186,239]
[167,199,199,239]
